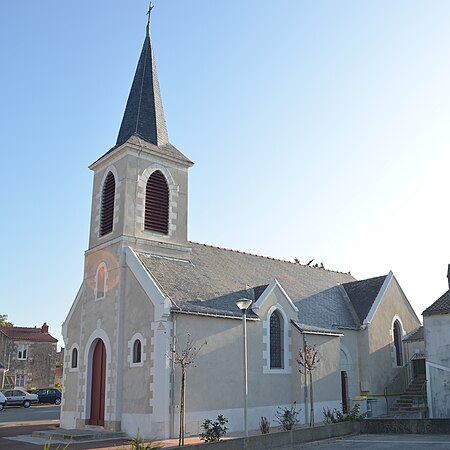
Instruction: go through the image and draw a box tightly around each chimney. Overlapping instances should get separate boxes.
[41,322,49,333]
[447,264,450,290]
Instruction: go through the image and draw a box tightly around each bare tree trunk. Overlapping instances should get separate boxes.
[309,371,314,427]
[179,368,186,446]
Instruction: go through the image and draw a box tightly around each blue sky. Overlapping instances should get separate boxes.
[1,1,449,345]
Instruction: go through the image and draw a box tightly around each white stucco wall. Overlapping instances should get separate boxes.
[424,313,450,418]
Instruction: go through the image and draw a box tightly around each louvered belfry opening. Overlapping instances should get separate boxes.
[145,170,169,234]
[100,172,115,236]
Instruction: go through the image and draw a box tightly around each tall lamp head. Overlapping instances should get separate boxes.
[236,299,252,315]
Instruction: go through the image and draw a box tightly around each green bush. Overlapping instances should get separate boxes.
[275,403,301,431]
[322,403,366,424]
[200,414,228,442]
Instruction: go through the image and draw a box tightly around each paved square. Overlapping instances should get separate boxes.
[295,434,450,449]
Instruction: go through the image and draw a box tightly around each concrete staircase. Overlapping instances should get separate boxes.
[33,427,127,442]
[389,375,427,415]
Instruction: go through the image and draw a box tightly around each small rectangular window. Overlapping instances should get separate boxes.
[16,374,25,387]
[17,344,28,360]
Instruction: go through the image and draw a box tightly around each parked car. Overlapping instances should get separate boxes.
[0,391,6,411]
[30,388,62,405]
[2,389,39,408]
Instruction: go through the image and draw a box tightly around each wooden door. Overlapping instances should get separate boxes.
[341,371,349,414]
[89,339,106,426]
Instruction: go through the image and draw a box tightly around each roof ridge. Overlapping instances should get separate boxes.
[0,326,45,331]
[188,241,352,276]
[342,273,388,286]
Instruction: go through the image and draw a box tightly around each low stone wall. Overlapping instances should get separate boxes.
[362,419,450,434]
[175,422,360,450]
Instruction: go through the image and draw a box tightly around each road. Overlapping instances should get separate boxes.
[0,404,60,423]
[0,405,130,449]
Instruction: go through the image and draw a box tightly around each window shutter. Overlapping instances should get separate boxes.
[100,172,115,236]
[145,170,169,234]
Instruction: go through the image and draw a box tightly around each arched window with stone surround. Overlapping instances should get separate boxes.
[95,263,107,300]
[71,347,78,369]
[393,319,403,366]
[99,171,115,236]
[132,339,142,364]
[270,310,284,369]
[145,170,169,234]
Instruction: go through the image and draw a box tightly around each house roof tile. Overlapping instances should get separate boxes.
[423,290,450,316]
[0,326,58,343]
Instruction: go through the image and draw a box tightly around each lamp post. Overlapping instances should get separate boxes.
[236,298,252,437]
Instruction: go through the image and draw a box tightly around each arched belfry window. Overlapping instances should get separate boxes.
[393,320,403,366]
[145,170,169,234]
[270,310,284,369]
[100,171,115,236]
[133,339,142,364]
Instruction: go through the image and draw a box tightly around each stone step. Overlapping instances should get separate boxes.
[33,429,127,442]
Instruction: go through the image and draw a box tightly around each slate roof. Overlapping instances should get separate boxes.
[294,285,361,331]
[342,275,388,323]
[423,290,450,316]
[403,326,423,342]
[88,25,191,169]
[136,242,355,317]
[0,326,57,343]
[116,26,169,148]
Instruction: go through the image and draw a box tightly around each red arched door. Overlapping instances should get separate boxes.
[89,339,106,426]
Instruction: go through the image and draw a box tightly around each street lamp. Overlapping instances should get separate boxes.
[236,298,252,437]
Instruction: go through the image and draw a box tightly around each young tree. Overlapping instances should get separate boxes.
[0,314,13,327]
[297,341,320,427]
[170,333,206,446]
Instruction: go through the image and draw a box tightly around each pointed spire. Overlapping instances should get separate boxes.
[116,7,169,148]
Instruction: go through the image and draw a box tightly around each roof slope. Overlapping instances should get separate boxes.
[342,275,388,323]
[136,242,355,313]
[116,25,168,148]
[0,326,57,343]
[404,326,424,342]
[423,290,450,316]
[295,285,360,331]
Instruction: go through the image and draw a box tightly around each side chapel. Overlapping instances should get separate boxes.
[61,14,422,438]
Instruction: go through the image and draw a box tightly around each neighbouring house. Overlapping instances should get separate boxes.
[423,265,450,418]
[0,323,58,390]
[55,348,65,388]
[61,17,422,438]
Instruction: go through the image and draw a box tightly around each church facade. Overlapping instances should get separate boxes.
[61,19,422,439]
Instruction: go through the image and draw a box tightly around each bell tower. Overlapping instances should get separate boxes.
[86,15,193,259]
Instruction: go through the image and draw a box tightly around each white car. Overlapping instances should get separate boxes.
[0,391,6,411]
[2,389,38,408]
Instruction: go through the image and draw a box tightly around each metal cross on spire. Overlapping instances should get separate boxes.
[146,1,154,35]
[147,2,154,23]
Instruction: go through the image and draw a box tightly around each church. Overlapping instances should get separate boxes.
[61,14,422,439]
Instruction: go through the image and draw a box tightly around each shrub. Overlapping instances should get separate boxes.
[275,403,301,431]
[200,414,228,442]
[259,416,270,434]
[43,440,69,450]
[322,403,366,424]
[322,406,337,424]
[121,429,162,450]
